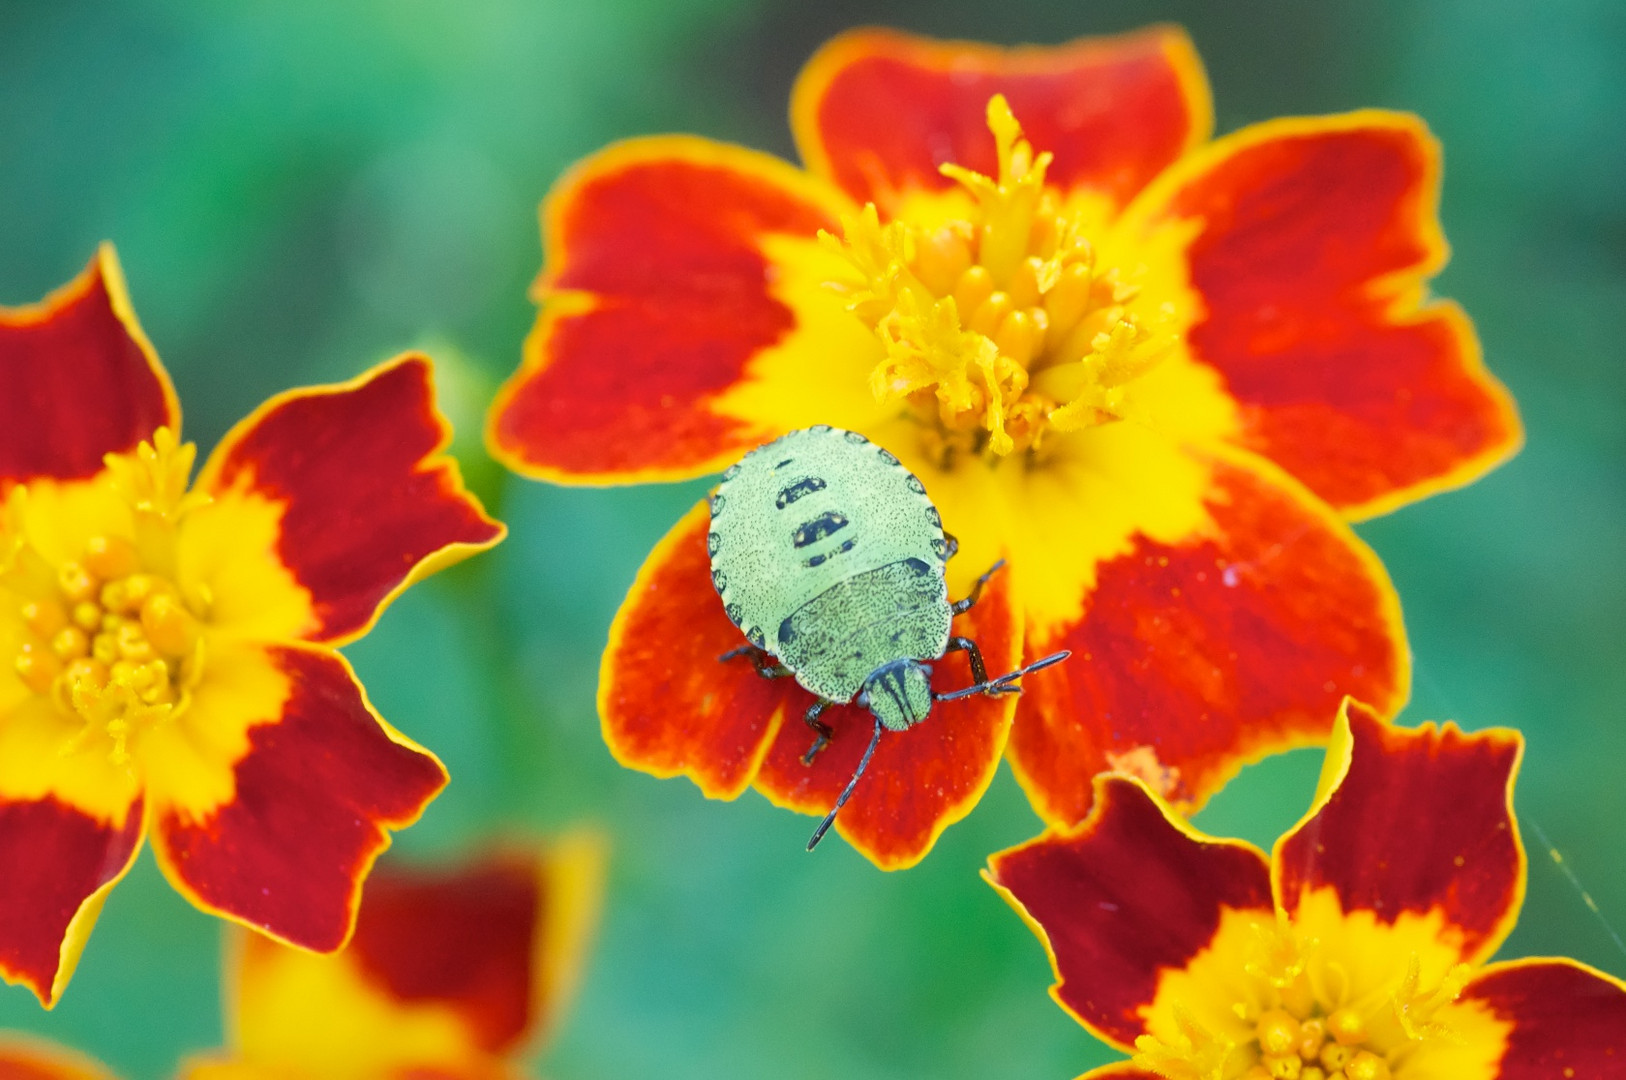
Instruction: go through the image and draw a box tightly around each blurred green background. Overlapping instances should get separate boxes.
[2,1,1623,1076]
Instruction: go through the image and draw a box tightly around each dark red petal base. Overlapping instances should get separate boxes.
[988,775,1272,1048]
[152,646,447,952]
[1275,701,1523,964]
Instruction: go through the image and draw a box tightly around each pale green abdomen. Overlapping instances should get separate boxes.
[775,558,952,703]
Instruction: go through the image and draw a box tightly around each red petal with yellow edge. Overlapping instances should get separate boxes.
[488,138,859,484]
[0,245,178,490]
[791,26,1210,213]
[1274,700,1524,965]
[0,794,144,1007]
[1126,113,1520,518]
[0,1035,120,1080]
[1464,958,1626,1078]
[751,559,1022,870]
[600,502,792,800]
[1078,1067,1161,1080]
[150,645,446,952]
[1007,449,1408,828]
[985,775,1273,1049]
[197,355,503,647]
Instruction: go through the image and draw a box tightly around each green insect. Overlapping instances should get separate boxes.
[707,425,1070,851]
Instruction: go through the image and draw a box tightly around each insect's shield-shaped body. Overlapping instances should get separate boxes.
[707,426,950,730]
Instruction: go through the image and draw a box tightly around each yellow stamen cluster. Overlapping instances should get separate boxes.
[1132,922,1473,1080]
[3,429,210,767]
[824,93,1176,462]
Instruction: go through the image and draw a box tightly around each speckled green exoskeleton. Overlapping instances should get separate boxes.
[707,425,1070,850]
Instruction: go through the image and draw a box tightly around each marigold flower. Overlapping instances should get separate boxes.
[0,836,604,1079]
[486,27,1521,867]
[0,246,505,1006]
[986,700,1626,1079]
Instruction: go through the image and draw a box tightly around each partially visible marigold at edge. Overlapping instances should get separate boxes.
[0,834,606,1080]
[985,701,1626,1079]
[485,26,1522,868]
[0,246,505,1007]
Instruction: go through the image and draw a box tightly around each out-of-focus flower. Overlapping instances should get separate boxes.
[986,700,1626,1079]
[485,27,1520,867]
[0,246,505,1006]
[182,835,606,1080]
[0,1034,118,1080]
[0,836,605,1079]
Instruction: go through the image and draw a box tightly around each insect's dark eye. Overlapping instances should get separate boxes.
[776,476,827,509]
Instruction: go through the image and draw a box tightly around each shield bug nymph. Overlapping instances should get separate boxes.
[707,425,1070,851]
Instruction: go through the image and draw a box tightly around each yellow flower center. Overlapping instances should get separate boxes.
[824,94,1178,464]
[3,428,212,767]
[1133,919,1474,1080]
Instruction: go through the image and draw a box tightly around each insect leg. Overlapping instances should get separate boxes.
[950,558,1007,615]
[807,715,885,852]
[800,700,835,765]
[718,644,793,679]
[935,650,1072,702]
[944,635,990,684]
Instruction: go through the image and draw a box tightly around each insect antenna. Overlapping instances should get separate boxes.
[934,649,1072,702]
[806,715,885,852]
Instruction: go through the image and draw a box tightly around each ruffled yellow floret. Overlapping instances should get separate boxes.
[2,428,212,769]
[1135,910,1479,1080]
[823,94,1178,460]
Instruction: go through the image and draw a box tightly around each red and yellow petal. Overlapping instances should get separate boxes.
[751,554,1022,870]
[791,26,1210,214]
[1273,700,1525,967]
[195,355,504,648]
[148,644,447,953]
[487,137,884,485]
[1006,448,1409,828]
[0,792,145,1008]
[0,244,178,491]
[0,1034,120,1080]
[1459,958,1626,1078]
[218,837,605,1076]
[985,774,1273,1050]
[600,501,791,800]
[1121,111,1521,518]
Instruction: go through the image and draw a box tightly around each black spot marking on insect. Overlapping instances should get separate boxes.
[775,476,827,509]
[746,626,766,649]
[804,538,857,568]
[843,431,868,445]
[776,458,794,469]
[707,531,722,557]
[792,511,849,549]
[724,602,744,626]
[926,506,942,529]
[711,568,728,593]
[932,537,950,561]
[710,493,726,514]
[905,475,926,495]
[878,448,900,467]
